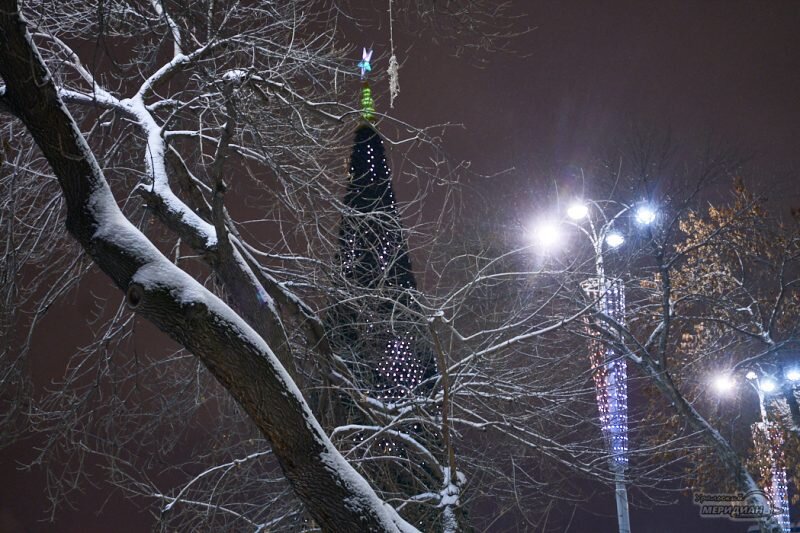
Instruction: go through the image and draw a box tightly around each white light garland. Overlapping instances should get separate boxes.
[339,127,433,456]
[752,421,791,532]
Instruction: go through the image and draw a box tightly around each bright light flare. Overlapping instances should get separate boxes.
[567,202,589,220]
[786,369,800,382]
[760,378,777,393]
[635,205,657,225]
[745,371,758,380]
[712,374,736,395]
[532,221,562,250]
[605,232,625,248]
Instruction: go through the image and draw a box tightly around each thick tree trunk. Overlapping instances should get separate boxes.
[0,2,414,531]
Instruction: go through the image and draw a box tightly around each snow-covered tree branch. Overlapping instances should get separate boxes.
[0,1,414,530]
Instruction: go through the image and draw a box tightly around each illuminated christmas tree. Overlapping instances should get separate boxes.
[338,123,434,407]
[325,51,441,529]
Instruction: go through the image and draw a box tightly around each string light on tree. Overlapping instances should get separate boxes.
[634,205,657,225]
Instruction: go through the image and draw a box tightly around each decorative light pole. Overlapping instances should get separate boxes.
[714,370,792,532]
[746,371,791,532]
[534,200,656,533]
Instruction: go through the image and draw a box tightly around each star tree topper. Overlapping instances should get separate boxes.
[358,47,373,79]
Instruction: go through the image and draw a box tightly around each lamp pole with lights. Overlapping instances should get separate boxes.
[714,370,793,532]
[535,200,657,533]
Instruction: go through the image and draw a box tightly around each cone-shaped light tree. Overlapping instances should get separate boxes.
[338,118,434,407]
[327,61,442,527]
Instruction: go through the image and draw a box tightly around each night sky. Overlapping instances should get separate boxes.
[389,0,800,208]
[2,1,800,532]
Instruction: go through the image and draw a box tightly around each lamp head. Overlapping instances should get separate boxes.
[605,232,625,248]
[567,202,589,221]
[760,378,777,393]
[635,205,657,225]
[712,374,736,395]
[533,221,562,250]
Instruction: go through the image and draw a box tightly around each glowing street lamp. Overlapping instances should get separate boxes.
[568,199,655,533]
[712,373,736,394]
[605,232,625,248]
[532,220,562,250]
[567,202,589,220]
[634,205,657,225]
[714,369,791,532]
[760,378,778,394]
[531,199,657,533]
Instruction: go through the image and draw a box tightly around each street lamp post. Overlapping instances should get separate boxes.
[572,203,634,533]
[535,200,656,533]
[714,370,792,532]
[745,372,792,532]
